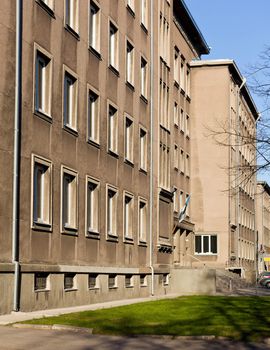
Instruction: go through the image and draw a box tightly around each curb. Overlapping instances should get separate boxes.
[12,323,93,334]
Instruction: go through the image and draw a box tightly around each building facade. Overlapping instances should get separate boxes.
[190,60,258,280]
[0,0,211,315]
[256,181,270,272]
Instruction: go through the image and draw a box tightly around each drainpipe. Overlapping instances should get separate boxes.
[149,0,154,296]
[12,0,23,312]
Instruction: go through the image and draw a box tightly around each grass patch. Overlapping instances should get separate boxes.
[23,296,270,341]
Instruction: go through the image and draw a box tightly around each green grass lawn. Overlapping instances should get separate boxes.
[23,296,270,341]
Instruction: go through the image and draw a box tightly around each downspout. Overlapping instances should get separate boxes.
[149,0,154,296]
[12,0,23,312]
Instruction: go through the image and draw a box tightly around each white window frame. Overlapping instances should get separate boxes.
[63,65,78,133]
[106,184,118,239]
[124,114,134,164]
[138,197,147,244]
[195,234,218,255]
[109,19,119,71]
[87,85,100,144]
[107,101,118,155]
[139,126,147,172]
[65,0,79,34]
[89,0,100,53]
[140,55,148,99]
[61,166,78,234]
[31,154,52,231]
[123,191,134,242]
[34,44,53,120]
[126,38,135,87]
[85,176,100,237]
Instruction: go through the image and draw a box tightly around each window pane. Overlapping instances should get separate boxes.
[195,236,201,254]
[203,235,209,253]
[211,235,217,254]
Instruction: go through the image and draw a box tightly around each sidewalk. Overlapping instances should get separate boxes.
[0,293,179,325]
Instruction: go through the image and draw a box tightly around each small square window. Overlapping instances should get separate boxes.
[108,274,117,288]
[34,273,50,291]
[89,273,99,289]
[125,275,133,288]
[64,273,76,290]
[163,273,169,286]
[140,274,147,287]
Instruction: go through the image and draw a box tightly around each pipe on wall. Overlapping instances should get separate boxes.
[12,0,23,312]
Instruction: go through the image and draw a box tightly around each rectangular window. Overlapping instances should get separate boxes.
[180,149,185,174]
[108,104,118,154]
[186,67,190,97]
[32,155,52,229]
[127,0,135,13]
[195,235,218,255]
[174,47,179,85]
[179,190,184,211]
[140,56,148,99]
[174,102,179,126]
[34,47,52,118]
[109,21,119,71]
[174,144,179,170]
[139,127,147,171]
[126,40,134,86]
[186,154,190,177]
[86,177,99,235]
[65,0,79,34]
[180,109,185,132]
[40,0,54,10]
[63,69,78,131]
[88,88,99,144]
[89,274,99,289]
[141,0,148,29]
[125,116,134,163]
[124,193,134,240]
[61,167,78,233]
[108,274,117,288]
[64,273,76,290]
[139,198,147,243]
[34,273,50,291]
[107,185,118,238]
[140,274,147,286]
[186,193,190,216]
[180,58,185,91]
[186,114,190,137]
[163,274,169,286]
[173,188,178,213]
[89,1,100,53]
[125,275,133,287]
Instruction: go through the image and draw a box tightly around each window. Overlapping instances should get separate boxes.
[174,102,179,126]
[125,116,134,163]
[173,188,178,213]
[163,273,169,286]
[186,154,190,177]
[61,166,78,233]
[124,193,134,241]
[139,127,147,171]
[140,56,148,99]
[174,144,179,170]
[125,275,133,287]
[88,88,99,144]
[34,46,52,118]
[63,68,78,132]
[108,274,117,288]
[186,193,190,216]
[174,47,179,85]
[139,198,147,243]
[109,21,119,71]
[34,273,50,291]
[38,0,54,12]
[186,67,191,97]
[89,1,100,53]
[106,185,118,238]
[195,235,217,255]
[126,40,134,86]
[180,58,185,91]
[64,273,76,290]
[179,190,184,211]
[89,274,99,289]
[86,177,99,235]
[186,114,190,137]
[180,149,185,174]
[108,103,118,154]
[180,109,185,132]
[65,0,79,34]
[140,274,147,286]
[127,0,135,14]
[141,0,148,29]
[32,155,52,229]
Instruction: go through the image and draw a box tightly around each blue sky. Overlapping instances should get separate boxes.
[184,0,270,181]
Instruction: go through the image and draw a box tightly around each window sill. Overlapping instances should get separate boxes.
[124,159,134,167]
[126,81,135,92]
[107,234,118,242]
[180,129,185,134]
[140,23,148,34]
[89,46,102,60]
[87,138,100,149]
[174,123,179,129]
[108,286,118,290]
[186,95,191,102]
[138,241,147,247]
[195,253,218,256]
[86,231,100,240]
[140,94,148,104]
[65,25,80,40]
[174,167,179,171]
[34,289,50,293]
[174,81,179,89]
[140,284,148,288]
[64,288,78,292]
[36,0,55,18]
[62,226,78,236]
[108,149,119,159]
[126,5,135,17]
[124,237,134,244]
[32,221,52,232]
[139,168,148,175]
[180,88,185,96]
[63,125,78,137]
[125,285,134,289]
[34,109,52,123]
[186,134,190,140]
[89,287,100,291]
[109,64,120,77]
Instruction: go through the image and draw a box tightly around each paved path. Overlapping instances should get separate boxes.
[0,327,269,350]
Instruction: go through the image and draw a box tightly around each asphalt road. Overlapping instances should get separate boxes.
[0,327,269,350]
